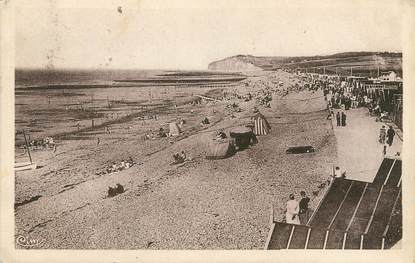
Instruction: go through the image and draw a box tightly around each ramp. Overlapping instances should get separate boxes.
[267,222,294,249]
[330,181,367,231]
[306,228,327,249]
[384,159,401,187]
[288,225,310,249]
[372,158,395,185]
[383,191,402,249]
[308,179,352,229]
[347,184,383,233]
[265,158,402,250]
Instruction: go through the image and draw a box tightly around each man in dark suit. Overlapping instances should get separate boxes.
[387,126,396,146]
[299,191,310,225]
[336,111,341,126]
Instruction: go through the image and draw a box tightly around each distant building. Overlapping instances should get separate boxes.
[379,71,398,81]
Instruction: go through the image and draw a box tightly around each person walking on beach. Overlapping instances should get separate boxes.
[341,112,347,126]
[379,125,386,144]
[386,126,396,146]
[299,191,310,225]
[336,112,341,126]
[286,194,300,225]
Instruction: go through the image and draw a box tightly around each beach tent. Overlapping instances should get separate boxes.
[169,122,181,136]
[252,112,271,135]
[205,138,235,160]
[229,126,257,150]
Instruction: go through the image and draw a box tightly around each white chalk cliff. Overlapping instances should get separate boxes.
[208,56,263,71]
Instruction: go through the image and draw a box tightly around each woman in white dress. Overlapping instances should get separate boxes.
[286,194,300,224]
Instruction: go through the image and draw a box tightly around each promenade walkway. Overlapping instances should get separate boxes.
[332,107,402,182]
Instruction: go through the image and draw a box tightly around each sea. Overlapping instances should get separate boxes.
[14,68,240,146]
[15,69,169,87]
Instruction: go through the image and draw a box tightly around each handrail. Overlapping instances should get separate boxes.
[286,225,296,249]
[304,228,311,249]
[323,230,330,249]
[342,232,347,249]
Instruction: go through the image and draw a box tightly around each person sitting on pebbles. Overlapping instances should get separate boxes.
[180,151,187,161]
[172,153,184,164]
[120,160,125,169]
[216,131,227,140]
[333,166,346,179]
[201,117,210,125]
[172,150,191,164]
[110,162,117,173]
[158,128,167,137]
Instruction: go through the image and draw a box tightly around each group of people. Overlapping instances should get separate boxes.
[144,128,168,140]
[27,136,55,150]
[285,191,310,225]
[107,157,135,173]
[335,111,347,127]
[280,74,401,228]
[379,125,396,155]
[379,125,396,146]
[322,79,376,112]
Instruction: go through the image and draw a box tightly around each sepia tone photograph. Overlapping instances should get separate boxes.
[1,0,415,261]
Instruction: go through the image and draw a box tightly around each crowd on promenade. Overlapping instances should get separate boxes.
[282,73,400,226]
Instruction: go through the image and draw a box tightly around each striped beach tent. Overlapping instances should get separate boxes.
[252,112,271,135]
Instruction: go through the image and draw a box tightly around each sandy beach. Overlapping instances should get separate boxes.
[15,70,337,249]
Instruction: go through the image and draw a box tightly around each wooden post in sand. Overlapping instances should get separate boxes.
[22,130,33,164]
[174,85,178,119]
[269,203,274,225]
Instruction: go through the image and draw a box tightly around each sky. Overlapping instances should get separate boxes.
[14,0,403,70]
